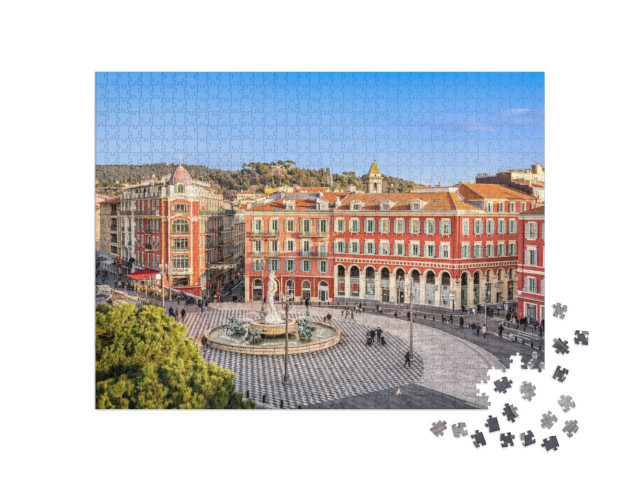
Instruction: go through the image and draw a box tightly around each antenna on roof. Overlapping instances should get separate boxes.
[179,154,182,166]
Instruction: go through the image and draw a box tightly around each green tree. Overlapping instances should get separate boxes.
[95,303,254,409]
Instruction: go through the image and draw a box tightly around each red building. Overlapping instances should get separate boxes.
[517,205,545,322]
[244,162,539,309]
[101,160,233,298]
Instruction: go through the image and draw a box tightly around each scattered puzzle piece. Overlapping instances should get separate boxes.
[452,423,468,438]
[552,338,569,355]
[563,420,579,437]
[541,436,559,451]
[558,395,575,412]
[485,415,501,433]
[471,430,486,448]
[502,403,519,422]
[541,411,558,429]
[430,420,447,437]
[521,430,536,447]
[521,381,536,401]
[574,330,589,345]
[552,303,567,319]
[500,432,515,448]
[494,376,513,393]
[553,366,569,382]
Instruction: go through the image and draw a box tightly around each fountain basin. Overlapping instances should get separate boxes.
[249,317,298,337]
[204,322,340,355]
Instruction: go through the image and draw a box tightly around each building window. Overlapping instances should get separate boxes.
[286,239,295,252]
[350,241,360,254]
[497,243,506,257]
[439,244,450,259]
[349,219,360,233]
[461,244,470,259]
[409,219,420,234]
[473,244,482,258]
[498,202,504,213]
[394,242,405,256]
[425,219,436,235]
[318,261,328,273]
[285,259,296,272]
[379,219,390,233]
[270,240,279,253]
[172,255,189,269]
[425,243,435,258]
[380,241,390,255]
[253,219,263,233]
[301,219,312,234]
[474,219,483,235]
[173,203,189,213]
[318,219,328,234]
[335,219,345,232]
[409,242,420,257]
[485,244,494,257]
[172,219,189,234]
[270,218,279,233]
[175,183,185,193]
[526,248,538,266]
[508,219,517,234]
[172,238,189,252]
[486,219,494,235]
[497,219,506,234]
[380,202,391,211]
[364,219,375,233]
[509,202,515,213]
[285,219,295,232]
[486,202,493,212]
[334,240,346,254]
[526,277,537,293]
[521,202,526,212]
[462,219,469,235]
[508,243,517,256]
[365,241,375,254]
[394,219,405,234]
[252,241,263,253]
[269,259,280,271]
[301,260,311,272]
[526,222,538,240]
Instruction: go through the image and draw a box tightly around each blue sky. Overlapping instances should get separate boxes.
[96,72,544,184]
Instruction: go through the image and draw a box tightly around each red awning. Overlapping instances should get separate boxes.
[126,269,159,281]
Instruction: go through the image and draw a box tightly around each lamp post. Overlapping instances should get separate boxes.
[160,260,165,308]
[166,262,172,301]
[403,279,414,365]
[283,272,294,385]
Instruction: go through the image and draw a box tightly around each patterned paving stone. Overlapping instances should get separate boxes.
[178,310,423,408]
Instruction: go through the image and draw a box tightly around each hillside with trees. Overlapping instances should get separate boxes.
[96,161,421,198]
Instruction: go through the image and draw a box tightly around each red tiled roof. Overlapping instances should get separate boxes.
[334,192,481,212]
[169,166,193,186]
[458,183,536,201]
[522,205,545,215]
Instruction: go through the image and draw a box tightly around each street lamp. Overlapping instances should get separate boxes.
[282,272,294,385]
[403,279,415,366]
[160,260,165,308]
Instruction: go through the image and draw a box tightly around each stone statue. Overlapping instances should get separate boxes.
[245,327,262,344]
[225,317,245,335]
[297,322,312,340]
[263,271,282,324]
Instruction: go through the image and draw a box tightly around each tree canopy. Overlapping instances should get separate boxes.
[95,303,254,409]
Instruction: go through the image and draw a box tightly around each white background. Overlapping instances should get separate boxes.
[1,1,638,479]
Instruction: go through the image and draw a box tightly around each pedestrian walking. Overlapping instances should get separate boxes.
[341,309,345,318]
[407,311,411,321]
[168,306,174,317]
[376,304,380,313]
[181,308,186,321]
[370,329,376,345]
[441,314,446,323]
[404,351,411,367]
[476,324,481,336]
[539,323,544,337]
[498,324,504,338]
[459,316,464,329]
[394,311,398,319]
[449,314,453,324]
[471,322,476,332]
[482,324,487,338]
[376,327,382,344]
[323,316,327,324]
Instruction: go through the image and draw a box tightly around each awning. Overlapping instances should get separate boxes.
[126,268,159,281]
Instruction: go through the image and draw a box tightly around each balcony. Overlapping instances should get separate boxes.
[263,231,280,237]
[299,250,329,257]
[135,209,160,216]
[169,267,192,275]
[249,230,265,237]
[120,210,132,216]
[298,231,329,238]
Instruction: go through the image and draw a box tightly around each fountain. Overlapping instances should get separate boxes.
[204,271,340,355]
